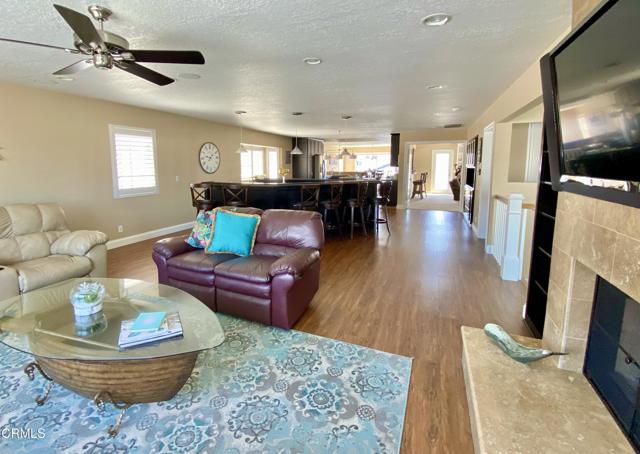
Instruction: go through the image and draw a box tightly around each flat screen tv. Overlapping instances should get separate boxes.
[541,0,640,208]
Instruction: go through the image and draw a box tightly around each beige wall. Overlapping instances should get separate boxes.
[460,9,573,282]
[466,25,569,228]
[0,81,290,240]
[412,143,459,192]
[508,123,530,182]
[573,0,603,27]
[397,127,467,207]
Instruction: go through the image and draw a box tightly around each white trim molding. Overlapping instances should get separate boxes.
[106,221,194,250]
[489,193,526,281]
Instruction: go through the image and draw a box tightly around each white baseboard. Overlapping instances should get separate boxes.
[106,221,193,250]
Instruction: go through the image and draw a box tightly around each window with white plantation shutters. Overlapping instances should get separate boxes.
[240,145,280,180]
[109,125,159,198]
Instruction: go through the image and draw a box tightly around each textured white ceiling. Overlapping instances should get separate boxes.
[0,0,571,140]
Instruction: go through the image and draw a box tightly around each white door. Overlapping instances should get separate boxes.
[431,150,453,193]
[477,123,495,239]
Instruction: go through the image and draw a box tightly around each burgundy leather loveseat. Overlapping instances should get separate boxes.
[152,208,324,328]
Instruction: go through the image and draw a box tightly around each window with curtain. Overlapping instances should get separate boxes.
[109,125,159,198]
[240,145,280,180]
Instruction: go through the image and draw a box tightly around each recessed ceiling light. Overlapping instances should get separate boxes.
[426,84,446,90]
[433,112,445,117]
[341,115,352,120]
[178,73,201,79]
[421,13,451,27]
[451,106,461,112]
[55,76,74,82]
[235,110,247,115]
[303,57,322,65]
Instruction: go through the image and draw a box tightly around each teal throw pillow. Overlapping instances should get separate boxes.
[205,210,261,256]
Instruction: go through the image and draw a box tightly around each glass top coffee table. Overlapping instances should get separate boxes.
[0,278,225,436]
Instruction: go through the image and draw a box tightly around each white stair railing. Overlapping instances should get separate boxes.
[490,193,526,281]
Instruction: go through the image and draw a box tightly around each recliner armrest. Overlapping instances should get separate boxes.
[153,236,196,259]
[0,266,20,301]
[269,248,320,279]
[50,230,108,256]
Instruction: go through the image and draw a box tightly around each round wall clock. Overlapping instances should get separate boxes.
[199,142,220,174]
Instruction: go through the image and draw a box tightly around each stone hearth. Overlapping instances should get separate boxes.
[543,192,640,371]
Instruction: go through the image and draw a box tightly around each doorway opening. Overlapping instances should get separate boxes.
[404,141,465,211]
[431,150,454,193]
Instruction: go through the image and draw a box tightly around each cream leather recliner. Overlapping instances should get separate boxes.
[0,203,108,301]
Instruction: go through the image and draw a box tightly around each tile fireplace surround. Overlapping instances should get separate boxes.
[543,191,640,371]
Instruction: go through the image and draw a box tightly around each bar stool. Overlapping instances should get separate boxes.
[292,185,321,211]
[190,183,216,214]
[371,181,392,235]
[343,181,369,239]
[222,184,249,207]
[411,172,427,199]
[320,183,343,234]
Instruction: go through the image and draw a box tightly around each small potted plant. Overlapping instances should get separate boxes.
[70,281,106,318]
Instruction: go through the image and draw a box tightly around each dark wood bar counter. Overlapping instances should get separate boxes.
[191,178,397,211]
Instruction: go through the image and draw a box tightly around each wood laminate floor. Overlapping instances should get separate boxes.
[108,209,529,453]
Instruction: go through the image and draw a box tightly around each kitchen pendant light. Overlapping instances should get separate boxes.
[236,127,247,154]
[290,112,303,155]
[291,137,303,155]
[235,111,248,153]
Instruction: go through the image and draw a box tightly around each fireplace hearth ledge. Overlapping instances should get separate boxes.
[462,326,634,454]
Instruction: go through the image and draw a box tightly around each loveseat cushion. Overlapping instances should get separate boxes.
[213,255,279,284]
[13,255,92,292]
[256,209,324,252]
[166,250,236,286]
[0,204,70,265]
[50,230,108,256]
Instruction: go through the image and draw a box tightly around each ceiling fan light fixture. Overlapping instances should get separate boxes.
[93,52,112,69]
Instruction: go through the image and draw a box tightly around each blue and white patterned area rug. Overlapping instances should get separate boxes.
[0,314,412,453]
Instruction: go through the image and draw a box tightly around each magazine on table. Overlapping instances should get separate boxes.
[118,312,183,349]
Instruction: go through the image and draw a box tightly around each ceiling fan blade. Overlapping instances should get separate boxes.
[0,37,79,54]
[125,50,205,65]
[53,4,104,50]
[115,62,174,86]
[53,59,93,76]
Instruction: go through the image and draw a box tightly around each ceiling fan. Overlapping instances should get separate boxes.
[0,4,205,86]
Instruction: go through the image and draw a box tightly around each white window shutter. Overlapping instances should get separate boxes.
[110,125,159,198]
